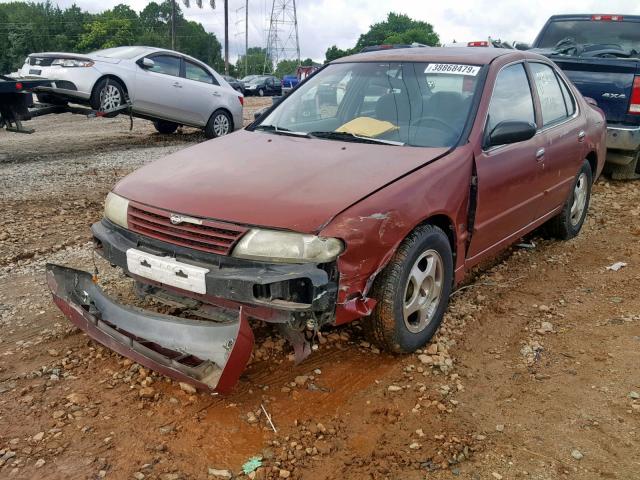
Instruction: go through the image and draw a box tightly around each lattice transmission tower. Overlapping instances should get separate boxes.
[264,0,300,73]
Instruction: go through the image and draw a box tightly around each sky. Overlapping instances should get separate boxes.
[3,0,640,62]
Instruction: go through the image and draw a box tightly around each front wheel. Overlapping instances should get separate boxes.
[258,88,265,97]
[90,78,126,117]
[364,224,453,353]
[545,160,592,240]
[204,109,232,139]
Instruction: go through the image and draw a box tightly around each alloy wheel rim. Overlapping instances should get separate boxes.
[570,172,588,226]
[402,249,444,333]
[213,114,230,136]
[100,85,121,111]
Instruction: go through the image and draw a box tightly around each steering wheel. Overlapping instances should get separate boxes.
[412,116,458,136]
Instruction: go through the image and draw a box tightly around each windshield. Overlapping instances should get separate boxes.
[90,46,152,59]
[248,76,268,84]
[537,19,640,55]
[256,62,482,147]
[241,75,258,82]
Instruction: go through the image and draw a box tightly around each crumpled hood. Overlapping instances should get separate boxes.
[114,130,448,233]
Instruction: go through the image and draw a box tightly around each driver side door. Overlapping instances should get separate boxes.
[466,62,546,266]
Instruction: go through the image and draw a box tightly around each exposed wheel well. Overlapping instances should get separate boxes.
[418,214,456,258]
[585,151,597,182]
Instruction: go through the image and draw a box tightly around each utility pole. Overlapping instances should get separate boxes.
[171,0,176,50]
[245,0,249,77]
[224,0,229,74]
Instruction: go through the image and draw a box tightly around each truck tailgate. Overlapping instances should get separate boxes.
[550,57,640,124]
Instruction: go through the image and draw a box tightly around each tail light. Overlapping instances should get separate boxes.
[468,41,489,47]
[629,76,640,114]
[15,82,23,91]
[238,96,244,106]
[591,14,623,21]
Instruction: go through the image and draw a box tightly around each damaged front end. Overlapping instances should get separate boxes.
[46,264,254,394]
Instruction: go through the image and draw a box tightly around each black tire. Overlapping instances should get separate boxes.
[153,120,179,134]
[90,78,126,117]
[36,93,67,106]
[364,224,453,354]
[545,160,593,240]
[204,109,233,139]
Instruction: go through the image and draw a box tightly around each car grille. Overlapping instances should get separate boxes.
[127,202,247,255]
[29,57,55,66]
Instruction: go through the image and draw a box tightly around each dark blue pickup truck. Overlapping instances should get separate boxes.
[531,14,640,179]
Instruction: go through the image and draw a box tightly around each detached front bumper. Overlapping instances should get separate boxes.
[92,219,337,315]
[46,264,253,393]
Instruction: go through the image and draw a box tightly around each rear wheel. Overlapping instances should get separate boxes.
[90,78,126,117]
[545,160,592,240]
[364,224,453,353]
[204,109,232,139]
[153,120,179,134]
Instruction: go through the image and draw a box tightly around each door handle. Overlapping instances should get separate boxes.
[172,82,182,88]
[535,148,545,161]
[212,91,221,97]
[578,130,586,142]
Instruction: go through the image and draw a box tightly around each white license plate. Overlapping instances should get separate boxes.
[126,249,210,294]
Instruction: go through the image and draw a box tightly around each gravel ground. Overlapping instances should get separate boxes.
[0,98,639,480]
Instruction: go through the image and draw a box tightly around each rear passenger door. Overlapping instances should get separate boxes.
[528,62,586,219]
[179,59,220,126]
[467,62,546,264]
[134,54,186,122]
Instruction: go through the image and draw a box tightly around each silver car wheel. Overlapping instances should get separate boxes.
[258,88,264,97]
[100,84,121,111]
[570,172,588,226]
[213,113,230,137]
[403,249,444,334]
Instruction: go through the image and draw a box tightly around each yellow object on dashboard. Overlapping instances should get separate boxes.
[336,117,398,138]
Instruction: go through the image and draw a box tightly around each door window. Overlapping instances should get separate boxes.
[185,61,216,85]
[487,63,535,134]
[530,63,570,126]
[556,73,576,116]
[147,55,180,77]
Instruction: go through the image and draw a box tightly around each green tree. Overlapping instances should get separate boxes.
[355,12,439,49]
[235,47,272,77]
[324,45,354,63]
[274,59,298,78]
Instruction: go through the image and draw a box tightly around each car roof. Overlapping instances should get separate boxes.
[334,46,520,65]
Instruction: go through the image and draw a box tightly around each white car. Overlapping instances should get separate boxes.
[20,46,243,138]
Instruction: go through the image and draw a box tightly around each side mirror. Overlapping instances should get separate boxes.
[271,96,284,106]
[141,58,155,69]
[486,121,536,148]
[514,42,530,51]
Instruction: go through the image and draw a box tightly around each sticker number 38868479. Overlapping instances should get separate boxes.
[425,64,481,76]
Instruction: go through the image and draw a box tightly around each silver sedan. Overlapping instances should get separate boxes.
[20,46,243,138]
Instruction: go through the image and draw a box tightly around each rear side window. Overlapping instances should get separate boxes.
[487,63,535,134]
[530,63,570,126]
[185,61,217,85]
[556,73,576,116]
[148,55,180,77]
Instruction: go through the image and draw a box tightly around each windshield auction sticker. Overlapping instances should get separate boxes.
[425,64,480,76]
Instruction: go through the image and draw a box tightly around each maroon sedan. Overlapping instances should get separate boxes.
[47,47,606,393]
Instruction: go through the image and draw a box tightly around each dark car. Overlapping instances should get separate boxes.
[243,75,282,96]
[48,47,605,393]
[223,75,244,94]
[530,14,640,179]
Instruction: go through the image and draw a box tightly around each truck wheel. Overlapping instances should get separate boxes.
[204,109,232,139]
[153,120,179,134]
[546,160,593,240]
[90,78,126,117]
[364,224,453,353]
